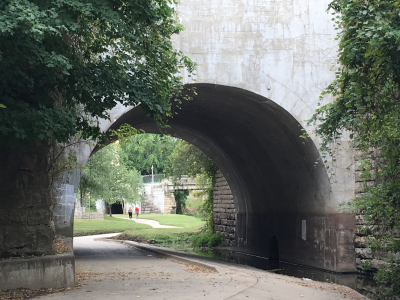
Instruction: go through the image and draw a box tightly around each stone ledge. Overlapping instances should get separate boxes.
[0,253,75,290]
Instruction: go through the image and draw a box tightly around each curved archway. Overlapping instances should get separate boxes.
[103,83,354,272]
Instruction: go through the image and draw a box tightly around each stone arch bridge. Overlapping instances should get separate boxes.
[0,0,358,290]
[55,0,356,274]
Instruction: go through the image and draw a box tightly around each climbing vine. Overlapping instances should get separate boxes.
[308,1,400,298]
[199,163,217,232]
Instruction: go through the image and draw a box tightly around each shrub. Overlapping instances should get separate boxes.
[191,232,226,248]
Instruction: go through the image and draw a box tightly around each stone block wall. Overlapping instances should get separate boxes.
[353,150,385,273]
[74,202,103,220]
[0,141,55,258]
[213,170,236,246]
[164,194,176,214]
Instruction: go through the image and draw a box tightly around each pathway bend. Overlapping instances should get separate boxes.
[36,235,367,300]
[119,217,182,228]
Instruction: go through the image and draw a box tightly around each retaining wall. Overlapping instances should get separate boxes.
[213,170,236,246]
[353,150,385,273]
[74,202,103,220]
[0,253,75,290]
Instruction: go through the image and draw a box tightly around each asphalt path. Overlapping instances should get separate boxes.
[36,234,367,300]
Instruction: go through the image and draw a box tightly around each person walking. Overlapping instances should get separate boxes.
[128,207,133,219]
[135,206,139,219]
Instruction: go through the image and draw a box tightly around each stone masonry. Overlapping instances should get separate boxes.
[353,150,385,273]
[164,193,177,214]
[74,202,103,220]
[0,141,55,258]
[141,199,162,214]
[213,170,236,246]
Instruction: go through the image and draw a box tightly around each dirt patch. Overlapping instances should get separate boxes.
[112,233,149,243]
[171,260,217,273]
[0,287,70,299]
[54,237,70,254]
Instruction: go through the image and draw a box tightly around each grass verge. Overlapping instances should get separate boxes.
[74,214,226,252]
[73,216,151,236]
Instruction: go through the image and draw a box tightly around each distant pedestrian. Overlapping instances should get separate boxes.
[135,206,139,219]
[128,207,133,219]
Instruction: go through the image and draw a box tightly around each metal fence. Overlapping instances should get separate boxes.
[142,174,166,184]
[141,174,190,184]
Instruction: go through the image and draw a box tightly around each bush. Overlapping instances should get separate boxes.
[191,232,226,248]
[183,197,203,217]
[174,190,189,214]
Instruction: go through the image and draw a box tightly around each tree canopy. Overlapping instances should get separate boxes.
[167,139,215,180]
[79,143,143,215]
[119,134,176,175]
[309,1,400,297]
[0,0,195,148]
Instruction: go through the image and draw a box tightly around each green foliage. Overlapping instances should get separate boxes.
[374,257,400,299]
[191,232,225,248]
[0,0,195,148]
[79,143,143,214]
[308,1,400,298]
[119,134,176,175]
[183,196,203,217]
[200,182,215,233]
[167,140,214,179]
[174,189,189,214]
[166,140,216,230]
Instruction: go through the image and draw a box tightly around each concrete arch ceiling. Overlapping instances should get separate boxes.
[104,83,354,271]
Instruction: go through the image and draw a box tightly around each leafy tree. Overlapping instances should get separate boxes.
[309,1,400,298]
[174,189,188,214]
[119,134,176,175]
[167,140,215,179]
[0,0,195,149]
[79,143,143,216]
[167,140,216,230]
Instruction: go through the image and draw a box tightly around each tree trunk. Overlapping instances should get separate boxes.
[108,203,112,217]
[80,190,84,207]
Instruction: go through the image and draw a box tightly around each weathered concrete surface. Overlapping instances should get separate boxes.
[0,141,55,258]
[0,253,75,290]
[35,235,367,300]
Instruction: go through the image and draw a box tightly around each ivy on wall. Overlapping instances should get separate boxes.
[308,1,400,298]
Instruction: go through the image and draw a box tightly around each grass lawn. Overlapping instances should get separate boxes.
[139,214,204,229]
[73,216,151,236]
[186,198,203,210]
[74,214,205,238]
[74,214,225,253]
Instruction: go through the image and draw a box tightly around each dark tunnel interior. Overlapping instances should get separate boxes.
[104,83,355,272]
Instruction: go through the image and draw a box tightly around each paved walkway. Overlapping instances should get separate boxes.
[36,235,367,300]
[119,217,182,228]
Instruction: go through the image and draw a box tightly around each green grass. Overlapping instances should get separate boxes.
[74,216,151,236]
[138,214,204,229]
[74,214,205,238]
[73,214,226,253]
[186,198,203,210]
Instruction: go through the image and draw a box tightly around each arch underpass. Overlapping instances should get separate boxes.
[104,83,355,273]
